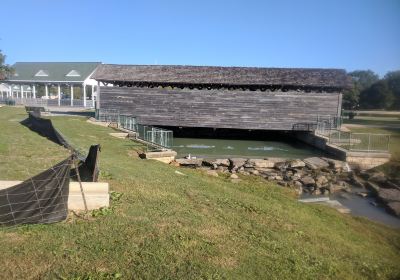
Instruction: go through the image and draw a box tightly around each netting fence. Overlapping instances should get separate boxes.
[0,110,101,227]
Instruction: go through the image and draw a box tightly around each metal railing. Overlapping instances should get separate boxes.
[119,114,137,131]
[328,131,390,152]
[137,125,173,148]
[0,97,95,108]
[315,115,341,136]
[95,109,173,149]
[95,109,120,122]
[313,115,390,152]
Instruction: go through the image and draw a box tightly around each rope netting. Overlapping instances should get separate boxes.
[0,109,101,226]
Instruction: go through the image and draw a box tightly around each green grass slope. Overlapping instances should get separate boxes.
[0,107,400,279]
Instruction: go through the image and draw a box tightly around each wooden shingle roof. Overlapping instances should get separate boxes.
[91,64,351,90]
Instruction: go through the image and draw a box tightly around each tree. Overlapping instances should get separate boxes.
[342,70,379,110]
[359,80,394,109]
[0,50,14,80]
[384,70,400,110]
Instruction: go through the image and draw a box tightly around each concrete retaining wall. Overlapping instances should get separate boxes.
[294,132,390,170]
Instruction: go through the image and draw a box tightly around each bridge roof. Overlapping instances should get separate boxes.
[91,64,351,90]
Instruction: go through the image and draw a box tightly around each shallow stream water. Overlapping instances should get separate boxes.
[301,192,400,228]
[172,137,325,159]
[172,137,400,228]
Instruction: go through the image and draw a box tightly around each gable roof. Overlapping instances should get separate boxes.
[8,62,101,82]
[91,64,351,90]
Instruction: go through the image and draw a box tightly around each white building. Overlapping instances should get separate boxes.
[3,62,101,107]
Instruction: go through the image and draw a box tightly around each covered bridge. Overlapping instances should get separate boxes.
[91,64,351,131]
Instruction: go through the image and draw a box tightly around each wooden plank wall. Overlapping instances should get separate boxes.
[100,87,341,131]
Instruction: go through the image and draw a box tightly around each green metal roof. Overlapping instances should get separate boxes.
[8,62,101,83]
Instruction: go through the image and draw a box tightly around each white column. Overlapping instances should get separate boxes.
[83,83,86,107]
[58,84,61,106]
[91,85,95,100]
[20,85,24,99]
[33,85,36,98]
[96,81,100,109]
[45,84,49,99]
[70,85,74,106]
[9,85,12,97]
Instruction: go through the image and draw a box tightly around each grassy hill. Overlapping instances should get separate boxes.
[1,106,400,279]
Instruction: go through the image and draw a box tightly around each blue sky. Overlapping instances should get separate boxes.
[1,0,399,76]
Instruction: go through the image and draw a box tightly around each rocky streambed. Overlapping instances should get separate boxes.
[173,156,400,218]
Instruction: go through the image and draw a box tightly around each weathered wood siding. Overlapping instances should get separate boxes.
[100,87,341,130]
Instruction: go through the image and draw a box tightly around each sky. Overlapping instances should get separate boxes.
[0,0,399,77]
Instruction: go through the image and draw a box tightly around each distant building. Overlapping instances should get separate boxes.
[3,62,101,107]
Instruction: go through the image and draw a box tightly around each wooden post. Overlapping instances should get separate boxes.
[74,156,88,212]
[32,85,36,98]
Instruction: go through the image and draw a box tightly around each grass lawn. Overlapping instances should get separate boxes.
[1,106,400,279]
[343,117,400,127]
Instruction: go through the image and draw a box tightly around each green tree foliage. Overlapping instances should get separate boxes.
[385,70,400,110]
[0,50,14,80]
[359,80,394,109]
[342,70,379,110]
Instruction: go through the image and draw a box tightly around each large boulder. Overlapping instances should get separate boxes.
[328,181,349,193]
[377,188,400,204]
[303,157,329,170]
[287,159,306,168]
[203,158,230,167]
[274,161,289,171]
[301,176,316,187]
[214,159,230,167]
[247,159,275,168]
[368,171,387,184]
[315,175,329,188]
[365,181,380,196]
[206,170,219,177]
[176,158,203,167]
[350,174,366,189]
[229,158,247,169]
[386,202,400,217]
[324,158,348,172]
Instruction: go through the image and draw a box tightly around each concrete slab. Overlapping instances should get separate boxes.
[322,200,351,214]
[298,197,330,203]
[299,196,351,214]
[0,180,109,211]
[109,132,129,139]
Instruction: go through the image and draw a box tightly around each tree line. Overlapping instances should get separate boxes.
[343,70,400,110]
